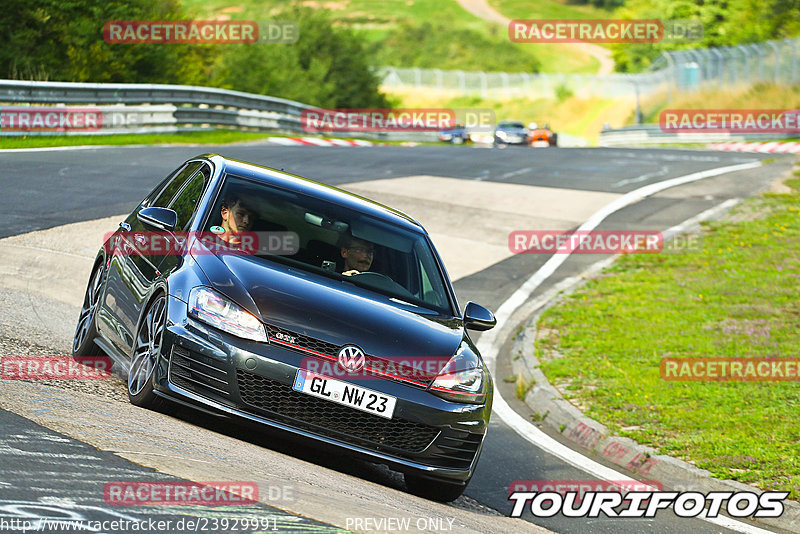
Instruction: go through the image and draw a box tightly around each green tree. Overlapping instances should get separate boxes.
[373,21,541,72]
[216,7,389,108]
[611,0,800,72]
[0,0,214,83]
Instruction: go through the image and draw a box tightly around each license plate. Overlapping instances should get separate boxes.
[292,370,396,419]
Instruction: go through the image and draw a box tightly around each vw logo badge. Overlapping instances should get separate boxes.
[337,345,365,373]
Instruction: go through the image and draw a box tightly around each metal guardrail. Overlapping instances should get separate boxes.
[599,124,798,147]
[0,79,444,141]
[0,79,310,113]
[0,79,313,136]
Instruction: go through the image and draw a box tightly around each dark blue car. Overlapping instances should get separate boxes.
[438,124,470,144]
[72,154,496,502]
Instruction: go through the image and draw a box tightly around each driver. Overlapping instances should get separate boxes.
[218,194,256,247]
[340,236,374,276]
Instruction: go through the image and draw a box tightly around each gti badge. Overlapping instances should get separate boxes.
[274,332,297,344]
[337,345,365,373]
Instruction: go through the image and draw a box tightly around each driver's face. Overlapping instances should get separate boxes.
[342,240,374,272]
[221,201,254,233]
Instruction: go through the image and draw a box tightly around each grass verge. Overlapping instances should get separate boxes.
[641,83,800,125]
[0,130,293,149]
[182,0,606,73]
[0,130,415,150]
[535,168,800,498]
[386,87,635,142]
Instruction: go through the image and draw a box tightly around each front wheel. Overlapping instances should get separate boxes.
[128,294,168,410]
[73,266,104,356]
[404,474,467,502]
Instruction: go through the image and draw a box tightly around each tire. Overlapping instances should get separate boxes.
[72,265,104,356]
[550,133,558,147]
[404,473,467,502]
[452,136,464,145]
[128,294,168,410]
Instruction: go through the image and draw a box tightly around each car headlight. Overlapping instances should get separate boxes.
[430,343,487,404]
[188,287,267,342]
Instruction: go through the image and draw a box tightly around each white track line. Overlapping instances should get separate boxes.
[480,160,777,534]
[0,145,127,153]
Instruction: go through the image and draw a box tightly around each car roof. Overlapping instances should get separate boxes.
[200,154,426,233]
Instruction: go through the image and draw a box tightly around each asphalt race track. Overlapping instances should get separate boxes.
[0,143,793,534]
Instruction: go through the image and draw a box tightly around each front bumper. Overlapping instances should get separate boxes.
[154,296,490,483]
[494,135,528,145]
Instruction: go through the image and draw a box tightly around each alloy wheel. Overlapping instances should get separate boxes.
[128,296,166,396]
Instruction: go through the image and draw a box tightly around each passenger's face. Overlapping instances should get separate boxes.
[221,201,254,233]
[342,240,374,271]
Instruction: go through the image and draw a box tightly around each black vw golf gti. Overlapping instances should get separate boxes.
[73,154,496,501]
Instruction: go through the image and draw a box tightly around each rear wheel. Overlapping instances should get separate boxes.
[73,265,104,356]
[404,473,467,502]
[128,294,168,410]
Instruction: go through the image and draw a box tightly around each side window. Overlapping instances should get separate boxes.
[170,164,211,230]
[152,162,203,208]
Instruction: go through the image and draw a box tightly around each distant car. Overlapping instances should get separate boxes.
[528,122,558,147]
[72,154,497,503]
[493,121,528,146]
[438,124,470,144]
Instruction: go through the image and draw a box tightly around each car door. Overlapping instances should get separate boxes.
[99,161,204,358]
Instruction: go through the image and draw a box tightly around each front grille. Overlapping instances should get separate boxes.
[236,369,439,454]
[429,431,483,469]
[266,324,440,387]
[268,325,339,356]
[169,346,231,399]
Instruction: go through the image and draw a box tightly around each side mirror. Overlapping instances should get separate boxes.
[137,207,177,231]
[463,301,496,331]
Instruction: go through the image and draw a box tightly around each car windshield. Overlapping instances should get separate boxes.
[204,175,453,315]
[498,122,525,129]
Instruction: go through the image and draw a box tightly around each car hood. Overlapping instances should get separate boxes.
[192,250,465,363]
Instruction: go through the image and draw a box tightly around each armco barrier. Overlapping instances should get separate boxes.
[599,123,798,147]
[0,79,440,141]
[0,79,308,136]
